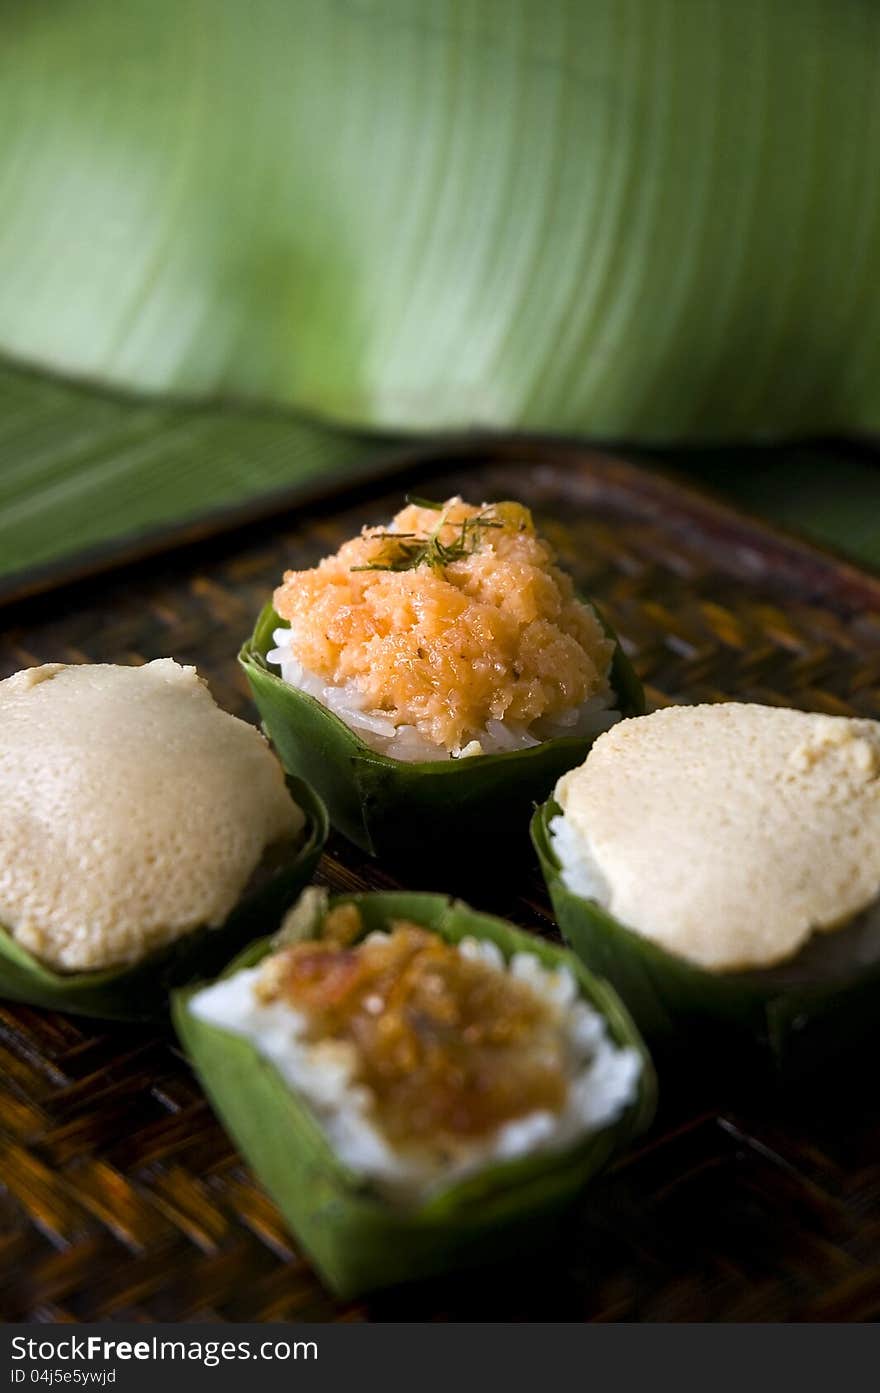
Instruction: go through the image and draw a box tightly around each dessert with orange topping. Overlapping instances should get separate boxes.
[268,497,619,760]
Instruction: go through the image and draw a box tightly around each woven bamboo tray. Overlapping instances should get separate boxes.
[2,442,879,1323]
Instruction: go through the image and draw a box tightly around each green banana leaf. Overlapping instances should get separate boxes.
[0,775,328,1021]
[239,602,643,860]
[1,1,879,443]
[173,890,655,1297]
[0,362,386,598]
[532,798,880,1077]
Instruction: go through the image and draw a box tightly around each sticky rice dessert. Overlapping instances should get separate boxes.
[187,897,642,1204]
[0,660,306,973]
[548,703,880,977]
[242,497,642,860]
[268,497,619,761]
[175,891,653,1293]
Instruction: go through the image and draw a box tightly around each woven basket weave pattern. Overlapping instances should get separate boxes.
[1,451,879,1321]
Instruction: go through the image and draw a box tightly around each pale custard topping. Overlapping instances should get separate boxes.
[554,703,880,972]
[0,660,302,971]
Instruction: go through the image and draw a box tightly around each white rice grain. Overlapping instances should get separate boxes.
[267,628,620,762]
[189,932,640,1203]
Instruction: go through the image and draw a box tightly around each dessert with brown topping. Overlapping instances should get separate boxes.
[188,895,642,1200]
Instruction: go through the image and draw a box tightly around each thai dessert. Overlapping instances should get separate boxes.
[189,898,641,1198]
[533,703,880,1065]
[0,660,325,1015]
[174,890,653,1294]
[268,497,620,761]
[241,495,643,858]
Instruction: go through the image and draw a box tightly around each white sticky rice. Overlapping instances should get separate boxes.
[549,813,615,906]
[268,628,620,761]
[189,933,641,1202]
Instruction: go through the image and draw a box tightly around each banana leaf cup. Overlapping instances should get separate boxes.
[532,797,880,1078]
[172,890,655,1298]
[0,775,328,1022]
[239,602,643,863]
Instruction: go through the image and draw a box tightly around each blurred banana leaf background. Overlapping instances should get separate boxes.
[1,0,878,589]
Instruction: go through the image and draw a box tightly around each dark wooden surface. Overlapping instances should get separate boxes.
[1,443,879,1322]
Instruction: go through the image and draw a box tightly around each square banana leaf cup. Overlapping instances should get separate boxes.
[0,775,328,1022]
[172,890,656,1298]
[239,602,644,863]
[532,797,880,1079]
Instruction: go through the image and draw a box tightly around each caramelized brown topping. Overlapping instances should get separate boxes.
[256,915,568,1146]
[322,902,364,946]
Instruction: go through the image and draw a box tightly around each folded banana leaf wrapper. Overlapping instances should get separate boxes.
[173,891,656,1297]
[240,603,643,863]
[0,776,328,1021]
[2,1,879,444]
[532,799,880,1078]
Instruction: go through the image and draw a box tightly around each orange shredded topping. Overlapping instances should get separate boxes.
[272,497,613,752]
